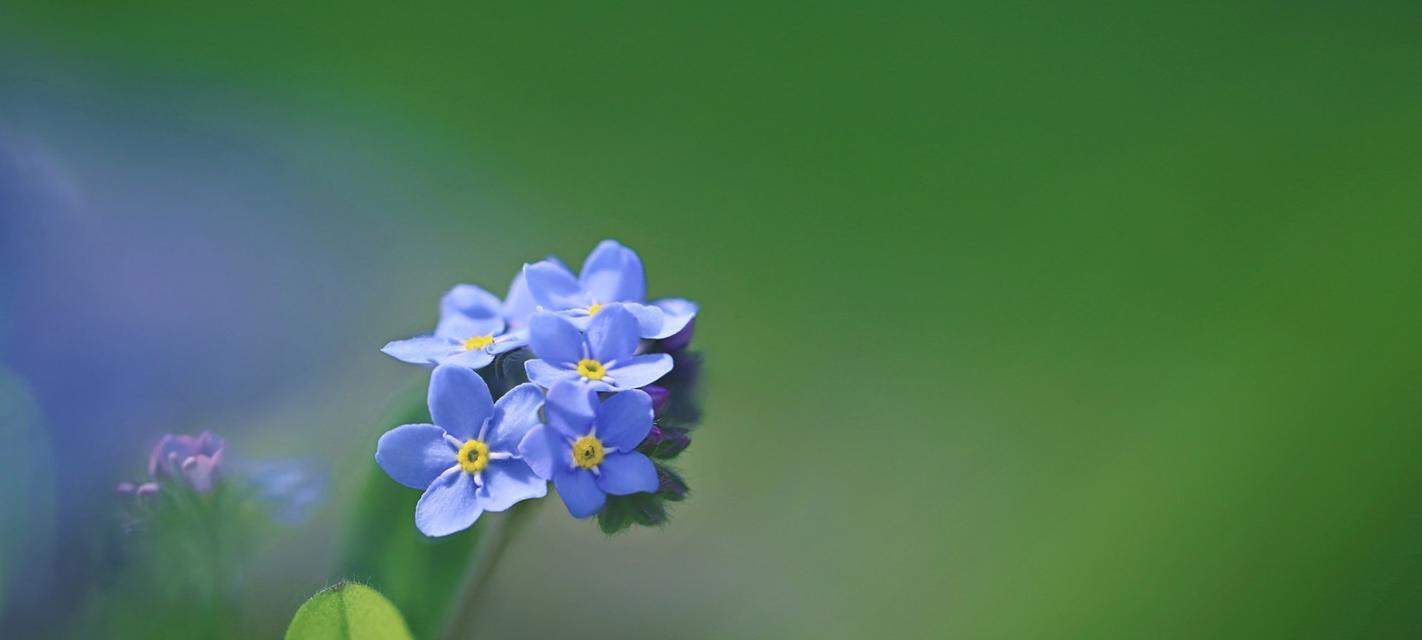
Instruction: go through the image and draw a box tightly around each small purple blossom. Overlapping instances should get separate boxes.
[518,381,660,518]
[522,240,697,340]
[381,282,530,370]
[524,304,673,392]
[375,365,548,537]
[148,432,225,493]
[116,481,160,500]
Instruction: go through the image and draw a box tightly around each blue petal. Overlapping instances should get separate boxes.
[524,260,589,311]
[428,365,494,440]
[586,304,641,362]
[434,313,505,342]
[502,270,538,328]
[489,329,528,354]
[594,452,658,496]
[553,467,606,518]
[376,424,457,489]
[525,359,578,388]
[529,311,586,364]
[621,302,668,339]
[381,336,459,365]
[578,239,646,304]
[545,380,597,439]
[606,353,673,390]
[442,348,495,370]
[562,312,594,332]
[487,383,544,451]
[477,459,548,512]
[583,378,616,393]
[595,390,654,451]
[518,424,569,479]
[650,298,698,339]
[440,284,504,321]
[415,467,482,537]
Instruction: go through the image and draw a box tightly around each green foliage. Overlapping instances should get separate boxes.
[0,369,54,608]
[285,582,412,640]
[596,491,668,535]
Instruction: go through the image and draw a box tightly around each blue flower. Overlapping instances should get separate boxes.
[523,240,697,340]
[375,365,548,536]
[382,282,529,370]
[524,304,673,391]
[518,381,660,518]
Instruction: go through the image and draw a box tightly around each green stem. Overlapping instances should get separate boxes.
[436,502,542,640]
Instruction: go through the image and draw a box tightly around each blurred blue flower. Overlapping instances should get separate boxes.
[381,283,529,370]
[375,365,547,537]
[523,240,697,339]
[524,305,673,391]
[518,381,659,518]
[235,457,327,525]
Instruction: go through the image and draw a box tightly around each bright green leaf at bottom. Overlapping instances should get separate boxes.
[286,582,413,640]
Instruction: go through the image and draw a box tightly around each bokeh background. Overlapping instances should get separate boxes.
[4,2,1422,638]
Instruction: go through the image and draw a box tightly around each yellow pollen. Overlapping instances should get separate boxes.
[576,358,607,380]
[586,302,604,315]
[571,435,605,469]
[456,439,490,474]
[463,335,496,351]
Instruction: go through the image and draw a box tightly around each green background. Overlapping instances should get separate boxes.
[4,2,1422,637]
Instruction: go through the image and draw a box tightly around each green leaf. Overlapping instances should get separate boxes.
[285,582,413,640]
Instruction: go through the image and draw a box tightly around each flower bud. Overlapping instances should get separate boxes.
[640,424,691,459]
[656,465,689,502]
[642,385,670,414]
[116,481,160,501]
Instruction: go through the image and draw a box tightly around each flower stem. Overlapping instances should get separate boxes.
[437,501,542,640]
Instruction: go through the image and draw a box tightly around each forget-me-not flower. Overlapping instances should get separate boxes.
[524,304,673,391]
[382,283,528,370]
[518,381,659,518]
[375,365,547,536]
[523,240,697,340]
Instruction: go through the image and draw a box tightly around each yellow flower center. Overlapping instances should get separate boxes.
[576,358,607,380]
[571,435,605,469]
[462,335,496,351]
[586,302,604,315]
[456,439,490,474]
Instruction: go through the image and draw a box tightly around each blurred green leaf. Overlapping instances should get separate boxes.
[285,582,412,640]
[0,368,54,606]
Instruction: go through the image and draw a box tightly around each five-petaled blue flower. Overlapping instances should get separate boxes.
[375,365,547,536]
[525,304,673,391]
[381,282,530,370]
[523,240,697,340]
[519,381,660,518]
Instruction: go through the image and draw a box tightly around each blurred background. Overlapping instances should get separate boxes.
[4,2,1422,638]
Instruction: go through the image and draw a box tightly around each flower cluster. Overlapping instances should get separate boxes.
[376,240,704,536]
